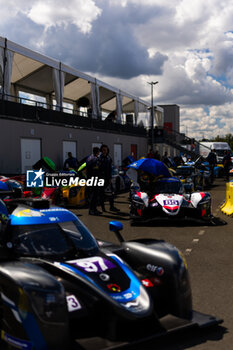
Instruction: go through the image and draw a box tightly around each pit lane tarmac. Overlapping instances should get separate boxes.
[72,177,233,350]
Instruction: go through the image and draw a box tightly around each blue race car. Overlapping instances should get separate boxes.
[0,198,221,350]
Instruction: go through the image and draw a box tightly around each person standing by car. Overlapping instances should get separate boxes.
[86,147,102,215]
[222,150,232,181]
[63,152,79,171]
[99,144,119,212]
[206,149,217,182]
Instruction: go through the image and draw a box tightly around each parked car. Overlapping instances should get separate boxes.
[130,177,212,225]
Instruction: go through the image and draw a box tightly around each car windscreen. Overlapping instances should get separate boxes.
[215,150,229,157]
[154,181,183,194]
[11,221,98,258]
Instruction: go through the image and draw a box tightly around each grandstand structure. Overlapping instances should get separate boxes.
[0,36,181,174]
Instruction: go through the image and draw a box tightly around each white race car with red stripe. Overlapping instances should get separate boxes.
[130,177,211,224]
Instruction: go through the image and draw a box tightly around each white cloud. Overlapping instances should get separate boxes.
[1,0,233,139]
[0,0,101,34]
[180,103,233,139]
[27,0,102,34]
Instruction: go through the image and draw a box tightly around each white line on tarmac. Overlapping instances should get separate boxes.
[192,238,199,243]
[185,248,192,255]
[198,230,205,236]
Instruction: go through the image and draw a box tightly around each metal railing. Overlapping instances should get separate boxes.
[0,94,146,137]
[150,126,211,158]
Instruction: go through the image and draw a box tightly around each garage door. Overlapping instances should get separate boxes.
[63,141,77,164]
[21,138,41,173]
[114,144,122,167]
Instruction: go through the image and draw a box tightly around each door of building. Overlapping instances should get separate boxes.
[92,143,102,150]
[63,141,77,164]
[114,144,122,167]
[131,144,137,159]
[21,138,41,173]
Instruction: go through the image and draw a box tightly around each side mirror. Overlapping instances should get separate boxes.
[109,221,124,243]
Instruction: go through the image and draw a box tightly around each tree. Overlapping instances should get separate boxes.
[209,134,233,150]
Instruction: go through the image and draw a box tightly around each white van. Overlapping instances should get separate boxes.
[199,142,232,163]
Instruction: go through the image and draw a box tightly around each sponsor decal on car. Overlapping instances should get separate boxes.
[152,277,162,286]
[99,273,110,281]
[107,284,121,293]
[146,264,164,276]
[15,209,44,217]
[66,295,82,312]
[141,279,154,287]
[163,199,179,206]
[68,256,116,273]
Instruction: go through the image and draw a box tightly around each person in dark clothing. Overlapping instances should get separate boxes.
[222,150,232,181]
[105,111,117,122]
[206,149,217,182]
[99,144,119,212]
[63,152,79,171]
[154,150,161,160]
[147,149,155,158]
[86,147,102,215]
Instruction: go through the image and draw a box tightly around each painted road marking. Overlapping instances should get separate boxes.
[192,238,199,243]
[198,230,205,236]
[185,248,192,255]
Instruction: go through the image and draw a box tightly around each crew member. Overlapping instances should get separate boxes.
[99,144,119,212]
[86,147,102,215]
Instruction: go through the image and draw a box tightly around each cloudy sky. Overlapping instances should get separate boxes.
[1,0,233,139]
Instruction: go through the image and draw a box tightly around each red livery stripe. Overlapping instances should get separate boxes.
[163,205,179,210]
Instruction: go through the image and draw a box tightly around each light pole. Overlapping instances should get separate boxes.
[148,81,158,151]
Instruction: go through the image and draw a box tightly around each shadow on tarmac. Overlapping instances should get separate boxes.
[131,216,227,227]
[126,324,227,350]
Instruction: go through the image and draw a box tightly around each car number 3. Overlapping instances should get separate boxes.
[66,295,82,312]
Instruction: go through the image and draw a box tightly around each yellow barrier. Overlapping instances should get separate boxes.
[221,181,233,216]
[221,182,229,209]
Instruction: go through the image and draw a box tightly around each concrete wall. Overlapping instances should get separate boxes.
[0,118,147,174]
[158,104,180,133]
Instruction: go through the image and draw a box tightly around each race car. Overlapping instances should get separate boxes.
[175,165,197,191]
[130,176,212,225]
[0,177,24,198]
[0,198,220,350]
